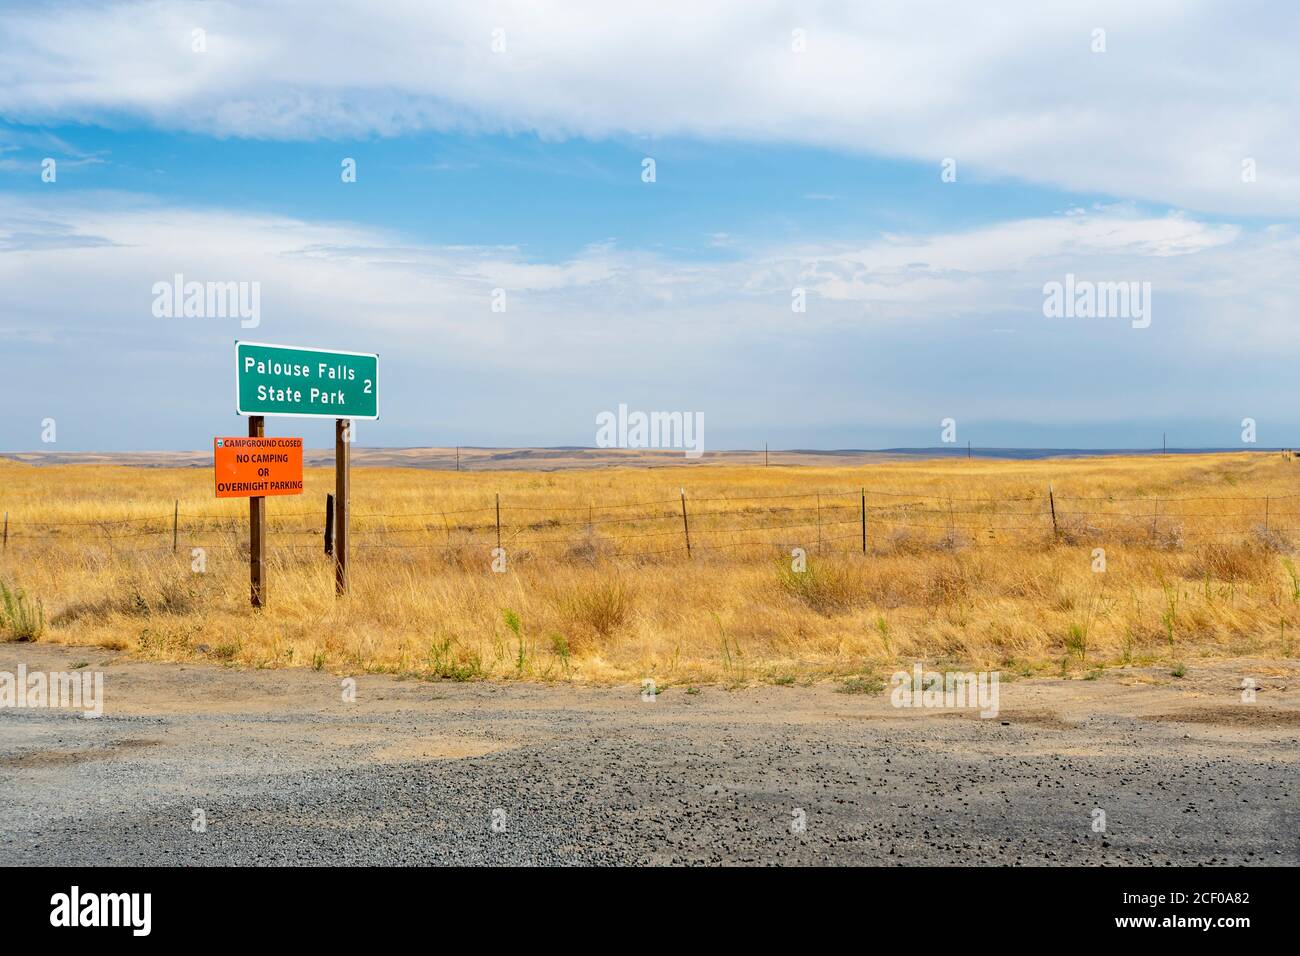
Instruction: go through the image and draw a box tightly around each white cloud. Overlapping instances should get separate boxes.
[6,192,1300,448]
[1,1,1297,214]
[753,209,1243,317]
[0,193,1291,361]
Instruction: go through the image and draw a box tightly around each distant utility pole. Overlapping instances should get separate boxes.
[967,440,971,460]
[765,443,769,467]
[456,446,460,471]
[1163,433,1166,455]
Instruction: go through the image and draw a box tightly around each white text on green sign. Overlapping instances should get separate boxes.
[235,341,378,420]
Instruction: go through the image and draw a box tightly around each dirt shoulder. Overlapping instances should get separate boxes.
[1,644,1296,865]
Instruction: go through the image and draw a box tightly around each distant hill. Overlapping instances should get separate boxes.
[0,446,1284,470]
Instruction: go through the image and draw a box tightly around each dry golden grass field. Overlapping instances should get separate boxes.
[1,451,1297,685]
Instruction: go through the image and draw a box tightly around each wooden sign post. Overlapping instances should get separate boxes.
[249,416,266,607]
[335,418,350,594]
[232,341,377,600]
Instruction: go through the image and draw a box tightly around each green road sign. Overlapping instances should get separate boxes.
[235,341,378,420]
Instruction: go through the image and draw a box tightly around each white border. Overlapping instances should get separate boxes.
[235,340,380,420]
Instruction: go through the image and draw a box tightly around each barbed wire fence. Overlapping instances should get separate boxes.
[2,486,1298,564]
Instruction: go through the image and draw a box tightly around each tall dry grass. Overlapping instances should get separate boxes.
[1,451,1297,683]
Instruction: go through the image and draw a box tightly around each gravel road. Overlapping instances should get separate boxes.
[2,645,1296,865]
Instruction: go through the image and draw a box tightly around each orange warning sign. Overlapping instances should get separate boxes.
[214,437,304,498]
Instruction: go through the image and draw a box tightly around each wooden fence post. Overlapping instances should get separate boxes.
[325,493,335,556]
[861,487,867,555]
[680,488,691,557]
[1265,496,1270,533]
[816,493,822,553]
[172,499,179,553]
[3,512,7,550]
[1048,484,1058,538]
[495,493,501,550]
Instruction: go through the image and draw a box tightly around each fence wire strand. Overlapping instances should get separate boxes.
[3,484,1294,561]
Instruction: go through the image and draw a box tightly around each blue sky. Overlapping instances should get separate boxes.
[1,123,1117,258]
[2,1,1299,452]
